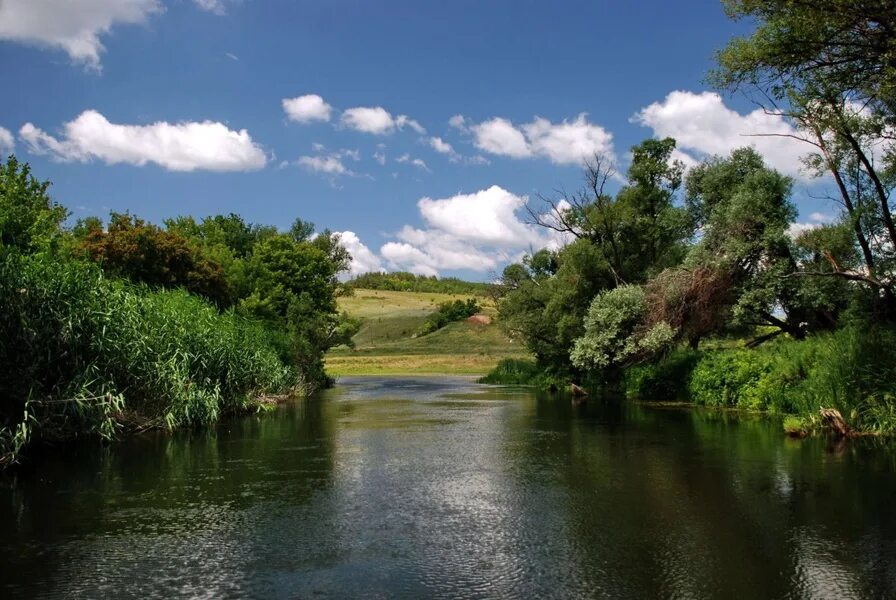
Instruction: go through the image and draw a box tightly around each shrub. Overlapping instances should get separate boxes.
[478,358,541,385]
[624,348,700,400]
[417,298,481,336]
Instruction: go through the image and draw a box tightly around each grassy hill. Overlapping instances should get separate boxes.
[325,289,529,376]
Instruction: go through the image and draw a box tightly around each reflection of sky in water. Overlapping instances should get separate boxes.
[1,376,895,598]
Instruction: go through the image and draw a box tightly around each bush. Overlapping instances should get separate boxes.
[684,326,896,433]
[624,348,700,400]
[478,359,541,384]
[0,252,298,465]
[417,298,481,336]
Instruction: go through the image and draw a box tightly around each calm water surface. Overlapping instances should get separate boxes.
[2,376,896,599]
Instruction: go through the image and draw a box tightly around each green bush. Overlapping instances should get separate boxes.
[684,326,896,433]
[0,252,298,465]
[417,298,481,336]
[624,348,700,400]
[478,358,541,384]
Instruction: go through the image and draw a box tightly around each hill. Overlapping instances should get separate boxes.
[325,289,529,375]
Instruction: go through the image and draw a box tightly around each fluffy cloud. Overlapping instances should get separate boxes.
[418,185,537,247]
[464,114,614,165]
[634,90,811,178]
[0,127,14,155]
[296,147,359,176]
[379,185,562,275]
[338,231,384,277]
[297,155,348,175]
[19,110,267,171]
[340,106,425,135]
[471,117,531,158]
[428,136,454,155]
[0,0,163,69]
[282,94,333,123]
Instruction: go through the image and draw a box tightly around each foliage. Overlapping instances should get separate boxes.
[570,285,675,374]
[686,325,896,433]
[78,212,232,306]
[0,252,297,466]
[0,155,68,253]
[623,348,701,400]
[477,358,542,385]
[417,298,481,336]
[348,271,492,295]
[497,139,695,381]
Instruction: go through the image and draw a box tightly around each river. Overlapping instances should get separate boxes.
[2,376,895,598]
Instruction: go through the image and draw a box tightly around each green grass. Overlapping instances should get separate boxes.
[326,289,528,375]
[0,252,299,466]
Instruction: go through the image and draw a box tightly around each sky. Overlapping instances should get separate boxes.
[0,0,836,280]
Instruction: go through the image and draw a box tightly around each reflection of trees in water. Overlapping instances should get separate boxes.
[0,396,338,598]
[505,394,896,597]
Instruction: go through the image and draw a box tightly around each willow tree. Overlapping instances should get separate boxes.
[712,0,896,309]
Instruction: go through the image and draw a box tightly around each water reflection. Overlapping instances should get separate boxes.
[1,376,894,598]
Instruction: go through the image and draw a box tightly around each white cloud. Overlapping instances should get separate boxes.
[0,127,14,155]
[282,94,332,123]
[418,185,537,247]
[193,0,226,14]
[465,114,614,164]
[396,153,429,170]
[19,110,267,171]
[428,136,454,154]
[470,117,531,158]
[338,231,384,277]
[523,115,614,165]
[634,90,810,178]
[0,0,163,69]
[448,114,467,130]
[297,155,348,175]
[380,185,565,275]
[373,150,386,165]
[340,106,425,135]
[295,147,359,177]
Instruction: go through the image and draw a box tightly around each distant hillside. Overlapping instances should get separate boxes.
[326,289,529,375]
[346,272,493,296]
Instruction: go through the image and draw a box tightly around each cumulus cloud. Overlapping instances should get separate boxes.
[0,0,163,69]
[379,185,565,275]
[338,231,384,277]
[282,94,333,123]
[418,186,537,247]
[19,110,267,171]
[463,114,614,165]
[0,127,14,155]
[340,106,425,135]
[297,155,348,175]
[634,90,811,178]
[295,147,359,177]
[428,136,454,155]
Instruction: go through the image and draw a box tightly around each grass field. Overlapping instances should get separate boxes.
[326,289,529,375]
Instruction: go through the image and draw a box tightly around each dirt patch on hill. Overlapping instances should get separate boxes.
[466,314,492,325]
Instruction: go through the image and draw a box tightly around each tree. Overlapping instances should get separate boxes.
[0,156,68,253]
[570,285,675,375]
[498,138,695,379]
[712,0,896,310]
[79,212,232,306]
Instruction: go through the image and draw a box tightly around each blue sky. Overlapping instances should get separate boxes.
[0,0,832,279]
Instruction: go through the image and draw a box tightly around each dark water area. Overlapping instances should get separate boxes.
[2,376,895,599]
